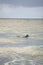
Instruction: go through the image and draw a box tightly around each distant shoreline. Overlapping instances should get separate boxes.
[0,18,43,20]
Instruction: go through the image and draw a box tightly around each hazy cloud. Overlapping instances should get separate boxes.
[0,0,43,7]
[0,0,43,18]
[0,4,15,14]
[0,4,43,18]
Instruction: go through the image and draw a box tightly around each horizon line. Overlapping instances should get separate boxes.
[0,18,43,20]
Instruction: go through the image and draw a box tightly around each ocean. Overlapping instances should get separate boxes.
[0,19,43,65]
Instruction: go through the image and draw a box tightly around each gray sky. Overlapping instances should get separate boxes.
[0,0,43,7]
[0,0,43,18]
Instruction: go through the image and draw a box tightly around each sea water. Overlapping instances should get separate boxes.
[0,19,43,65]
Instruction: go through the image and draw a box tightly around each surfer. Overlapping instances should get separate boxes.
[24,34,29,38]
[17,34,29,38]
